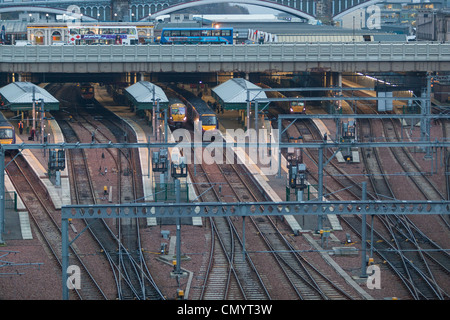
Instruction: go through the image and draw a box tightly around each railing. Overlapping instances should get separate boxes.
[1,42,449,64]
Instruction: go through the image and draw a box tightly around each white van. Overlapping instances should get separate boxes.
[15,40,31,46]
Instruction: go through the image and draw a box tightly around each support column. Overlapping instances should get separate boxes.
[317,146,324,232]
[277,117,282,178]
[175,179,181,274]
[421,74,432,158]
[0,149,5,244]
[242,216,246,261]
[62,217,69,300]
[360,182,368,278]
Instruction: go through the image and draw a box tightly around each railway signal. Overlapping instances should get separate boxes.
[48,149,65,171]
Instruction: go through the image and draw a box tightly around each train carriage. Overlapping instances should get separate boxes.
[259,82,306,115]
[79,83,95,104]
[169,85,218,132]
[167,95,187,128]
[0,112,16,145]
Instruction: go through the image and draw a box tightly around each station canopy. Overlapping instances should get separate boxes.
[124,81,169,110]
[212,78,267,110]
[0,82,59,111]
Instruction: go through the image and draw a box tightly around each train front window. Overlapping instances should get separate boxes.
[0,129,13,139]
[201,116,217,125]
[172,107,185,115]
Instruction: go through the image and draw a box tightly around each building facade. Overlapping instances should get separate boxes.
[26,22,154,45]
[417,8,450,42]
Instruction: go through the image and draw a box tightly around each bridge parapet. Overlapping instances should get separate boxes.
[1,43,449,73]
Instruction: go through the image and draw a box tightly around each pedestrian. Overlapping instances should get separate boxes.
[30,128,35,141]
[18,121,23,135]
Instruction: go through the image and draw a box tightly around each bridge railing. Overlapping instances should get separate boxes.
[0,42,449,63]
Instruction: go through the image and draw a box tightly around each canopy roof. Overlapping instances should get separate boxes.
[0,82,59,111]
[212,78,267,110]
[124,81,169,110]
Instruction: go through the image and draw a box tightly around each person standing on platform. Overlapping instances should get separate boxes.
[30,128,35,141]
[18,121,23,135]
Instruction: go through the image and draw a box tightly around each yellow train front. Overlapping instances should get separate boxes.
[168,97,187,129]
[198,112,218,132]
[290,100,306,114]
[169,85,218,132]
[0,113,16,145]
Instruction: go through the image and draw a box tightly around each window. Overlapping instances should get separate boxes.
[201,116,217,125]
[52,31,62,41]
[0,129,13,139]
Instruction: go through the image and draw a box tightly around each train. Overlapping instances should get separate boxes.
[258,82,306,114]
[167,95,188,129]
[0,112,16,145]
[78,83,95,103]
[160,86,188,129]
[169,85,218,132]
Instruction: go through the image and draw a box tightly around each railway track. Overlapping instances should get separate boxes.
[5,151,107,300]
[340,87,450,299]
[48,83,164,300]
[278,89,449,299]
[189,155,270,300]
[185,128,355,300]
[228,161,355,300]
[73,97,165,300]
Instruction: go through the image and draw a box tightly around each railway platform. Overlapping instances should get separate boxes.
[2,110,70,240]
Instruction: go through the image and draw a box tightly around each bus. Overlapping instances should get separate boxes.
[68,26,138,45]
[159,27,233,44]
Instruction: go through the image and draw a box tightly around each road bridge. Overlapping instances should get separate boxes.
[0,43,449,77]
[0,0,379,22]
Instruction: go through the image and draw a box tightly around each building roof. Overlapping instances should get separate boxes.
[212,78,267,110]
[0,82,59,111]
[277,33,407,43]
[277,34,367,42]
[0,20,28,34]
[124,81,169,110]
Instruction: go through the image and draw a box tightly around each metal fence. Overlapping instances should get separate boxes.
[154,181,189,202]
[5,191,17,211]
